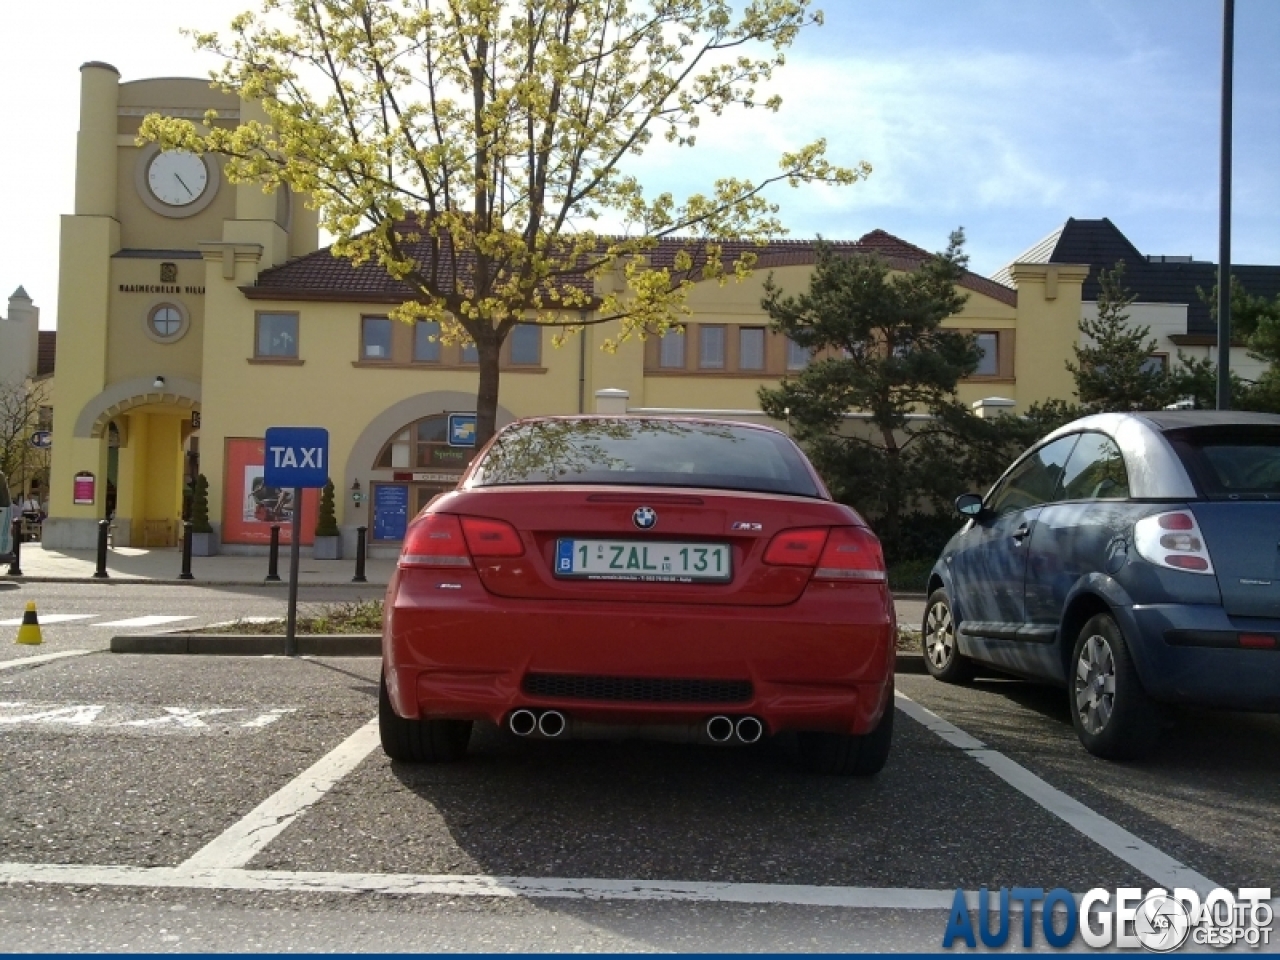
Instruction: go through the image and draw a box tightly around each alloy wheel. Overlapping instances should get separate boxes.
[925,602,955,669]
[1074,633,1117,735]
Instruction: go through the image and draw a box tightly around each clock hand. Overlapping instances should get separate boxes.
[174,174,195,197]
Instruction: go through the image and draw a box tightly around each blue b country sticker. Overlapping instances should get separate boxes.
[556,540,574,572]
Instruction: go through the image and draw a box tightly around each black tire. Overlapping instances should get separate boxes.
[798,691,894,776]
[922,588,974,684]
[378,670,472,763]
[1069,613,1160,761]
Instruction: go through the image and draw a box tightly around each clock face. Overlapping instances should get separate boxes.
[146,151,209,207]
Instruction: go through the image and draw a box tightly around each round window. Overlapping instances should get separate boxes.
[146,302,189,343]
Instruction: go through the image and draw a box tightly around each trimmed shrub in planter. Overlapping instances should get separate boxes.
[312,478,342,560]
[190,474,217,556]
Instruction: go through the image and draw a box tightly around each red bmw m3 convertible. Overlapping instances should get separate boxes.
[380,416,896,775]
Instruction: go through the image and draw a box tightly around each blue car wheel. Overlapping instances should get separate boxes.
[1070,613,1162,761]
[922,588,974,684]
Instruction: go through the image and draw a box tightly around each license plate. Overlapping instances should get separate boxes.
[555,539,731,582]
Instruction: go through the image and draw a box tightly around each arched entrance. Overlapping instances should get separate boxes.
[367,414,472,544]
[344,390,515,547]
[72,376,201,547]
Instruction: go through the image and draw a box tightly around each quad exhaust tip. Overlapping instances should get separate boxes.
[735,715,764,744]
[508,709,537,737]
[538,710,567,738]
[706,715,734,743]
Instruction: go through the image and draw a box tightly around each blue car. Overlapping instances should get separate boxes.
[924,411,1280,760]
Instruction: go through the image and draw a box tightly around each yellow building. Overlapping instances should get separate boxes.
[45,64,1088,556]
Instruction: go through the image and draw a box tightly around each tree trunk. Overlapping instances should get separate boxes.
[878,425,902,546]
[474,334,503,449]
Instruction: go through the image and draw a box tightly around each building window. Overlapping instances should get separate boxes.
[738,328,766,371]
[510,325,541,365]
[1142,354,1169,375]
[974,332,999,376]
[256,312,299,358]
[461,342,479,364]
[699,326,726,369]
[145,302,189,343]
[362,316,393,360]
[786,336,810,371]
[414,321,441,363]
[659,328,685,369]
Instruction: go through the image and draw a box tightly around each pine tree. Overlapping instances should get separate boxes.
[758,231,980,541]
[315,479,339,538]
[1067,262,1172,412]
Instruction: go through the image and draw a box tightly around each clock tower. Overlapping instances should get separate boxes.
[44,63,319,549]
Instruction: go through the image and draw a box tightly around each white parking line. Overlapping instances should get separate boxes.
[894,692,1220,897]
[93,616,195,628]
[0,861,975,909]
[0,614,97,626]
[0,650,92,671]
[180,719,381,870]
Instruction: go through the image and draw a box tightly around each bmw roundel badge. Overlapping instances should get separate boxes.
[632,506,657,530]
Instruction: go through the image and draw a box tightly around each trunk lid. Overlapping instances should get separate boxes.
[1191,502,1280,617]
[437,486,860,607]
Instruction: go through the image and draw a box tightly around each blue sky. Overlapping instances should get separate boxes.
[1,0,1276,328]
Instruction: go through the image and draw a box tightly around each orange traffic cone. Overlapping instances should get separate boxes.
[16,602,42,645]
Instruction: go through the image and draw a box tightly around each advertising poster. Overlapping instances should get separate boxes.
[222,437,318,545]
[372,483,409,542]
[73,472,96,505]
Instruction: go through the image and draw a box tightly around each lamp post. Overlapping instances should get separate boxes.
[1217,0,1235,410]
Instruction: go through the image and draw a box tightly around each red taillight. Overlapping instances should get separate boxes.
[1239,633,1277,649]
[400,513,471,568]
[814,526,886,582]
[460,516,524,557]
[1157,513,1195,531]
[762,525,886,583]
[1164,554,1209,572]
[763,527,828,566]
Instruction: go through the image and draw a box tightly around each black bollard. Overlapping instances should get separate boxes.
[352,525,368,583]
[93,519,110,579]
[266,525,282,582]
[178,520,195,580]
[8,518,22,576]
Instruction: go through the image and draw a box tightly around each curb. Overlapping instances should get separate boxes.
[895,652,926,675]
[110,633,381,656]
[2,576,387,588]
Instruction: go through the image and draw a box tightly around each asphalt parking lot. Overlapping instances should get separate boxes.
[0,620,1276,952]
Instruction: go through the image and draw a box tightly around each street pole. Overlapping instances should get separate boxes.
[285,487,303,657]
[1217,0,1235,410]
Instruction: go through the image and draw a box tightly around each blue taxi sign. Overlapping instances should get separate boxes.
[264,427,330,488]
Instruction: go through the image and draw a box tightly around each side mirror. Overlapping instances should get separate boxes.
[955,493,985,518]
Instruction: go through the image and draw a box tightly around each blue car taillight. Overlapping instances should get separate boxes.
[1133,511,1216,575]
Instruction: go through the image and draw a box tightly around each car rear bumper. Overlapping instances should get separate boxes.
[1126,603,1280,710]
[383,570,896,736]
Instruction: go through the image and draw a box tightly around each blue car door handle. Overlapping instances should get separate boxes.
[1012,522,1031,544]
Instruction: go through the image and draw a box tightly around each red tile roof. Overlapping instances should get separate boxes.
[246,228,1016,307]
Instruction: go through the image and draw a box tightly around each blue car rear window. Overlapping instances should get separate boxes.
[1171,428,1280,499]
[470,419,823,498]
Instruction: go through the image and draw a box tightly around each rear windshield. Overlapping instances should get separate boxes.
[469,419,823,497]
[1170,427,1280,499]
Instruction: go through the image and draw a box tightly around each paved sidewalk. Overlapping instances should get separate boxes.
[1,543,394,587]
